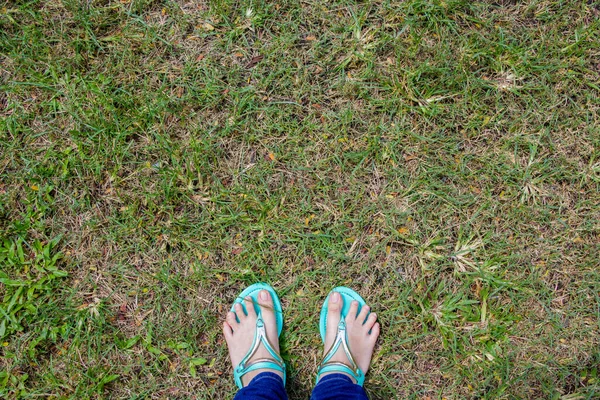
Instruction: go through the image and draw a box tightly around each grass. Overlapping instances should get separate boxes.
[1,0,599,398]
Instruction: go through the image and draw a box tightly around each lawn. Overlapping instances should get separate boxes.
[1,0,599,398]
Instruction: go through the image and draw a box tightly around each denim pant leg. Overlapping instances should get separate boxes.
[233,372,288,400]
[310,373,369,400]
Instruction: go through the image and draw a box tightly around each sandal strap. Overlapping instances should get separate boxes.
[316,320,365,386]
[233,316,286,388]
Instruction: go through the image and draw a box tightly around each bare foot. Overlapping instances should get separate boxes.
[223,290,283,386]
[321,291,380,382]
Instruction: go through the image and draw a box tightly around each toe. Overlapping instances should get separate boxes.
[325,291,342,342]
[364,312,377,330]
[223,321,233,340]
[258,290,276,322]
[356,303,370,324]
[226,311,238,327]
[244,296,257,317]
[369,322,381,342]
[346,300,359,322]
[234,302,246,320]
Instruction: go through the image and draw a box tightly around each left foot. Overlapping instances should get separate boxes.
[321,291,380,382]
[223,290,283,386]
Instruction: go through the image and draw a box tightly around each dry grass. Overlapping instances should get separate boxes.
[1,0,599,398]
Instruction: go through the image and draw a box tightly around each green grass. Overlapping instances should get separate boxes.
[1,0,599,398]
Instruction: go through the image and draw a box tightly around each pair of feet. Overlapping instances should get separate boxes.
[223,290,381,386]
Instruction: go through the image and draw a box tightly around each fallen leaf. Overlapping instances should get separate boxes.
[231,247,242,255]
[305,35,317,41]
[203,22,215,31]
[305,214,315,226]
[118,308,126,321]
[246,55,264,68]
[397,227,409,235]
[268,152,275,161]
[196,54,205,61]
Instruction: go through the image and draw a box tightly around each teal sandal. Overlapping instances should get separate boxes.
[316,286,369,386]
[230,283,286,388]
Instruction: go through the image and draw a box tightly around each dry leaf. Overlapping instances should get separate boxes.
[118,303,127,321]
[305,35,317,41]
[268,152,275,161]
[246,55,264,68]
[397,227,409,235]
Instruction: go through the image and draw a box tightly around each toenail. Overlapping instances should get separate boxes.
[260,290,269,300]
[331,292,340,303]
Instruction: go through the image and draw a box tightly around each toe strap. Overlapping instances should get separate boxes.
[316,320,365,386]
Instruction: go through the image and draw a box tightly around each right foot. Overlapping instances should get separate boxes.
[321,291,380,382]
